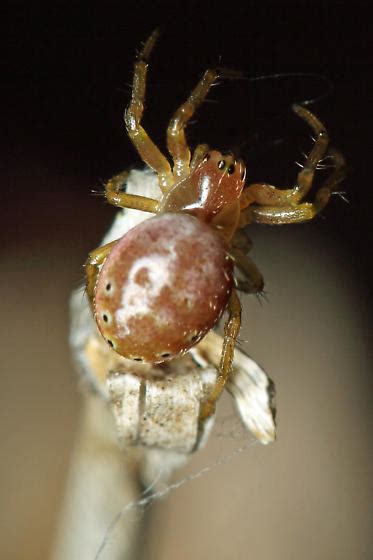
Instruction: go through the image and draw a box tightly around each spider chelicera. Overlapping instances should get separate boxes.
[85,30,346,420]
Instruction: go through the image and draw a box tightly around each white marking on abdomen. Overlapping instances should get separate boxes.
[115,254,175,335]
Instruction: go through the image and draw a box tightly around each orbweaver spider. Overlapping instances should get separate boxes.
[85,30,346,420]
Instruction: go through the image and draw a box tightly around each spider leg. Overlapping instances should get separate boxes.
[85,240,118,307]
[231,229,253,253]
[240,104,331,210]
[124,30,173,192]
[248,147,346,224]
[105,170,158,213]
[291,103,331,202]
[190,143,210,171]
[230,230,264,293]
[167,68,219,180]
[239,104,346,226]
[199,289,242,420]
[231,248,264,294]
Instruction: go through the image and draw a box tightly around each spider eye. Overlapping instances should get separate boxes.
[227,164,235,175]
[218,160,226,170]
[203,153,211,162]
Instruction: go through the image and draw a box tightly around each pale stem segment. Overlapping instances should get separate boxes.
[199,289,242,420]
[124,30,173,192]
[167,70,218,179]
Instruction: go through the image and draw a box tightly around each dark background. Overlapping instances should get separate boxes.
[1,2,372,559]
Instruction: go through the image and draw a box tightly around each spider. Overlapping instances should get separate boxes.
[85,30,346,421]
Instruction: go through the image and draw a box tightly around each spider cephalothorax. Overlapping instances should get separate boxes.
[85,30,346,419]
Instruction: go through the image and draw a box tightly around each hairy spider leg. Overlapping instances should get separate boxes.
[231,229,253,253]
[85,240,118,306]
[124,30,173,192]
[105,171,159,212]
[240,104,329,208]
[199,289,242,420]
[231,248,264,293]
[248,147,346,224]
[230,230,264,293]
[239,105,346,225]
[190,143,210,171]
[167,70,218,179]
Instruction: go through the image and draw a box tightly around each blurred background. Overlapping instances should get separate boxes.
[1,1,372,559]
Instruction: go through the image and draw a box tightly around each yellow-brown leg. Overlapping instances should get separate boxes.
[248,147,346,224]
[231,248,264,294]
[167,69,218,179]
[239,105,346,226]
[240,104,331,212]
[105,171,158,212]
[190,143,210,171]
[199,289,242,420]
[231,229,253,252]
[85,241,118,307]
[124,30,173,192]
[230,230,264,294]
[291,103,330,201]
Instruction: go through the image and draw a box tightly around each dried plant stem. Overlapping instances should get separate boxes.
[51,394,145,560]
